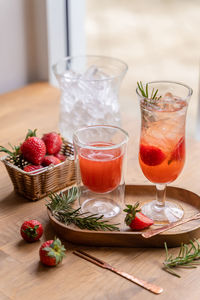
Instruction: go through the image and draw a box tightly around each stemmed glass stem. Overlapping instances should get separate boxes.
[141,182,184,224]
[155,184,166,209]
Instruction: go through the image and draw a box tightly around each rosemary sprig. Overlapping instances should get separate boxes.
[48,187,78,213]
[137,81,161,102]
[163,240,200,278]
[46,187,120,231]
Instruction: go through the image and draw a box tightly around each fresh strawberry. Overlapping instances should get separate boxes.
[20,137,46,165]
[169,137,185,163]
[42,132,62,155]
[140,144,166,166]
[54,153,66,162]
[23,164,43,173]
[39,238,66,266]
[42,155,61,166]
[20,220,43,242]
[124,202,154,230]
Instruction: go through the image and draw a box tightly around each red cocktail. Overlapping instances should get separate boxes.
[137,81,192,224]
[79,143,123,193]
[139,136,185,184]
[73,126,129,218]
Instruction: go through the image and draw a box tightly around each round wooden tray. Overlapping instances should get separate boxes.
[47,185,200,248]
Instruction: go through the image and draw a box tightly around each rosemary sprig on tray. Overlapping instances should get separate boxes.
[163,240,200,278]
[137,81,161,102]
[46,187,120,231]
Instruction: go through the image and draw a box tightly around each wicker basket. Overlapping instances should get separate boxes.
[1,140,76,201]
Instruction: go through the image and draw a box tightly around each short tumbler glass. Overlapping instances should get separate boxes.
[73,125,129,219]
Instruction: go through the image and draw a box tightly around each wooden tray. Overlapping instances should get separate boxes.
[47,185,200,248]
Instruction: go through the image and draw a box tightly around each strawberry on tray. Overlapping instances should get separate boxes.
[124,202,154,230]
[0,129,75,201]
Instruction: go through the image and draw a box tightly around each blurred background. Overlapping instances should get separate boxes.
[0,0,200,137]
[86,0,200,137]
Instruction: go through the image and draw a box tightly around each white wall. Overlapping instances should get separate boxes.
[68,0,85,57]
[46,0,67,86]
[0,0,86,94]
[0,0,49,94]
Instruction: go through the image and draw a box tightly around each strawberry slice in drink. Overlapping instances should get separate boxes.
[140,144,166,166]
[169,136,185,163]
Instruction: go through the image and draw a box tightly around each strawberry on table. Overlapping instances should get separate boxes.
[39,238,66,266]
[23,165,43,173]
[42,132,62,155]
[20,220,43,242]
[124,202,154,230]
[20,130,46,165]
[140,144,166,166]
[42,155,61,166]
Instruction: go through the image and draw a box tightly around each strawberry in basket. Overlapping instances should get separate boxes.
[42,155,61,166]
[0,129,46,169]
[23,165,43,172]
[42,132,62,155]
[0,129,74,201]
[0,129,66,171]
[42,132,66,163]
[20,129,46,165]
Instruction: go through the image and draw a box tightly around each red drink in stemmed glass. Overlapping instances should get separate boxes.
[137,81,192,224]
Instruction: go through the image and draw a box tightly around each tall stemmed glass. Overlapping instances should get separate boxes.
[137,81,193,224]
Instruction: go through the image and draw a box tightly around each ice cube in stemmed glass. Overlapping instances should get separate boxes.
[137,81,193,225]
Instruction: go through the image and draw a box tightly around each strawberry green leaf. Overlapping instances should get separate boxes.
[25,129,37,140]
[44,238,66,265]
[124,202,141,226]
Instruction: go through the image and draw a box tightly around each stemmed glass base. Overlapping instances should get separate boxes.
[141,183,184,225]
[141,200,184,225]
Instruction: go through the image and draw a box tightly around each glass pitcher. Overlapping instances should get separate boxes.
[52,55,128,142]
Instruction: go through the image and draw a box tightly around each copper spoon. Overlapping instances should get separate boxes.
[142,212,200,239]
[73,250,163,294]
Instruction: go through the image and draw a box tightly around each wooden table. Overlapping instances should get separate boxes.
[1,82,200,300]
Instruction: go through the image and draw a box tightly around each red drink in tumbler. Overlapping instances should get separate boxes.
[79,142,123,193]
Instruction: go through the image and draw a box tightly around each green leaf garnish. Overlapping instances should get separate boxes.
[137,81,161,101]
